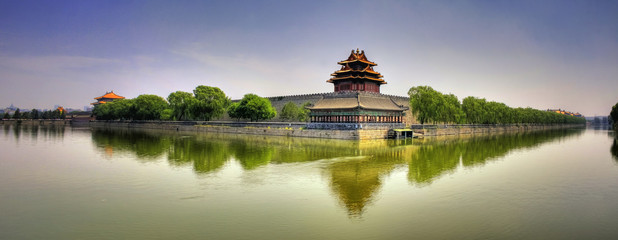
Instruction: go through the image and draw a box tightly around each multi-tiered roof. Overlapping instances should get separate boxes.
[328,49,386,93]
[306,50,408,126]
[92,91,125,105]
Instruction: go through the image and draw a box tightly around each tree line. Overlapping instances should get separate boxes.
[2,108,66,120]
[610,102,618,130]
[93,85,278,122]
[408,86,586,125]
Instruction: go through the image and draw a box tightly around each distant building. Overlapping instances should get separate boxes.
[92,91,125,105]
[2,104,18,116]
[547,108,583,118]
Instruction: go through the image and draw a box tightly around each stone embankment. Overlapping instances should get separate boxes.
[410,124,584,136]
[88,120,395,140]
[0,119,71,125]
[87,120,585,140]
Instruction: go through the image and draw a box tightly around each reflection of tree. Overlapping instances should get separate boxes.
[229,140,274,170]
[91,129,169,160]
[5,124,66,141]
[609,138,618,163]
[409,142,461,186]
[3,124,10,137]
[167,137,231,173]
[408,129,584,185]
[88,127,585,219]
[13,124,21,140]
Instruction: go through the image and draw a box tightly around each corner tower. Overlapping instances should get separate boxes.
[328,49,386,93]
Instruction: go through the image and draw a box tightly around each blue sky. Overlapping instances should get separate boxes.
[1,0,616,116]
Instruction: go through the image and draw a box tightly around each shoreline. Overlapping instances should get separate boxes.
[1,119,585,140]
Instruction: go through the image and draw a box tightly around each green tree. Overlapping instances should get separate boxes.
[280,102,299,122]
[51,109,61,119]
[111,99,134,120]
[132,94,169,120]
[3,112,9,119]
[31,109,40,119]
[167,91,196,121]
[227,102,242,121]
[192,85,231,121]
[12,108,21,119]
[462,96,487,124]
[442,93,465,124]
[408,86,441,124]
[233,94,277,122]
[298,102,312,122]
[610,102,618,130]
[21,111,31,119]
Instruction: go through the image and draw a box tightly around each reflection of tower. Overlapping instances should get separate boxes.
[328,159,383,217]
[105,145,113,157]
[324,143,417,218]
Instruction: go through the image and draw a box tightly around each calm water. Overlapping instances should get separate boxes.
[1,125,617,239]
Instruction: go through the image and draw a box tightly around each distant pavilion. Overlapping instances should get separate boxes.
[307,49,408,124]
[91,91,125,105]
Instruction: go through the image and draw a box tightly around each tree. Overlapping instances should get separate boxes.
[462,96,487,124]
[192,85,231,121]
[280,102,299,121]
[227,102,242,121]
[408,86,439,124]
[31,109,40,119]
[12,108,21,119]
[3,112,9,119]
[298,102,312,122]
[132,94,169,120]
[232,94,276,122]
[442,93,465,124]
[167,91,196,121]
[610,102,618,130]
[21,111,31,119]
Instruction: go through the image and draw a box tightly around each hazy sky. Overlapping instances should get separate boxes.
[1,0,617,116]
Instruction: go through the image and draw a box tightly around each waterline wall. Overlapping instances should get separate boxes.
[87,120,584,140]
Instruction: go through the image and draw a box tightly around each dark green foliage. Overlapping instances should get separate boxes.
[298,102,312,122]
[91,85,231,121]
[409,85,586,125]
[167,91,196,121]
[610,102,618,130]
[132,94,169,120]
[30,109,39,119]
[3,112,9,119]
[93,99,134,120]
[20,111,30,119]
[408,86,465,124]
[279,101,312,122]
[192,85,231,121]
[229,94,276,122]
[12,109,21,119]
[280,102,299,121]
[227,102,242,121]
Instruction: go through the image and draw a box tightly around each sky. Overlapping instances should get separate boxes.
[0,0,616,116]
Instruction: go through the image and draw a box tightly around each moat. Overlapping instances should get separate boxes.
[1,125,618,239]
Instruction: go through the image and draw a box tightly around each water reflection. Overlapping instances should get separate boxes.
[610,131,618,163]
[409,129,584,186]
[90,127,583,217]
[1,124,66,142]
